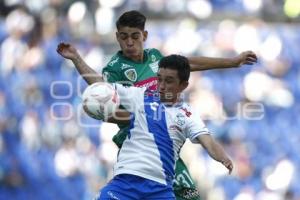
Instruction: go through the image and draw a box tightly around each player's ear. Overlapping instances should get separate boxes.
[116,32,122,44]
[143,30,148,41]
[180,81,189,92]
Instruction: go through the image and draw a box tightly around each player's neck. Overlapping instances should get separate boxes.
[162,101,183,108]
[161,97,181,107]
[131,53,144,63]
[123,51,144,63]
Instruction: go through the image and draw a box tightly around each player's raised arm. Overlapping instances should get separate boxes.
[56,42,103,84]
[187,50,257,71]
[197,134,233,174]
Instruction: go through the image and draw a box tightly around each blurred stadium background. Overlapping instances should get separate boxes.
[0,0,300,199]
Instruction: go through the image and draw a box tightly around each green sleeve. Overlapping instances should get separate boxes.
[102,66,122,83]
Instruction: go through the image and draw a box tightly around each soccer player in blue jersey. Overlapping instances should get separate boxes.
[89,54,233,199]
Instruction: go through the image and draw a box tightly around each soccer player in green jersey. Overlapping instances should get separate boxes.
[57,10,257,200]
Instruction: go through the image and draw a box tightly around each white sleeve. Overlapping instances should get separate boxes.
[185,111,210,144]
[113,83,146,112]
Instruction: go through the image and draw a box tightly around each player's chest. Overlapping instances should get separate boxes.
[120,61,159,83]
[166,108,190,137]
[144,103,190,134]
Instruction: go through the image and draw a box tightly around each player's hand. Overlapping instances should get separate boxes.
[56,42,79,60]
[221,158,233,174]
[234,51,258,67]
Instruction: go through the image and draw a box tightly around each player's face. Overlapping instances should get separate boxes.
[157,68,188,104]
[116,26,148,62]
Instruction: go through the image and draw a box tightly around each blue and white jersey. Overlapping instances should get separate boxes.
[112,83,210,185]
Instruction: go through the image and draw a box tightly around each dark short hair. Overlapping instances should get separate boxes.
[158,55,190,82]
[116,10,146,31]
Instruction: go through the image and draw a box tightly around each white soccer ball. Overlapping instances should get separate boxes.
[82,82,119,121]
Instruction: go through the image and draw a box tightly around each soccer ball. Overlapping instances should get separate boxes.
[82,82,119,121]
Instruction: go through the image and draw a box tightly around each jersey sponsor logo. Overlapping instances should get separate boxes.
[134,77,158,90]
[108,57,119,66]
[175,113,185,126]
[121,63,133,70]
[180,107,192,117]
[124,69,137,82]
[149,61,159,73]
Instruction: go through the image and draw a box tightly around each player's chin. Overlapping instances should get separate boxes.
[159,94,166,101]
[159,92,165,99]
[125,50,137,56]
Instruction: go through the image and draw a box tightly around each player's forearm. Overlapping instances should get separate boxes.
[72,55,103,84]
[188,56,239,71]
[198,135,233,173]
[198,135,230,163]
[205,141,230,163]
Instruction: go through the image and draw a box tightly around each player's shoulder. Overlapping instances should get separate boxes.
[104,52,122,70]
[145,48,161,53]
[181,102,193,111]
[145,48,163,59]
[177,103,195,118]
[145,48,162,54]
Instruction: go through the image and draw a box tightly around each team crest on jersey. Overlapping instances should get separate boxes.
[124,69,137,82]
[175,113,185,126]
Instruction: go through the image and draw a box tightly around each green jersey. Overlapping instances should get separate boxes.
[102,48,162,90]
[101,48,202,200]
[102,48,163,147]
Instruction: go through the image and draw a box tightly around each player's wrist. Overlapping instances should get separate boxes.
[72,53,81,62]
[220,158,229,164]
[230,57,241,68]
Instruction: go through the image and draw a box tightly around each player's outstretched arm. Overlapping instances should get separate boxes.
[197,134,233,174]
[57,42,103,84]
[188,51,257,71]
